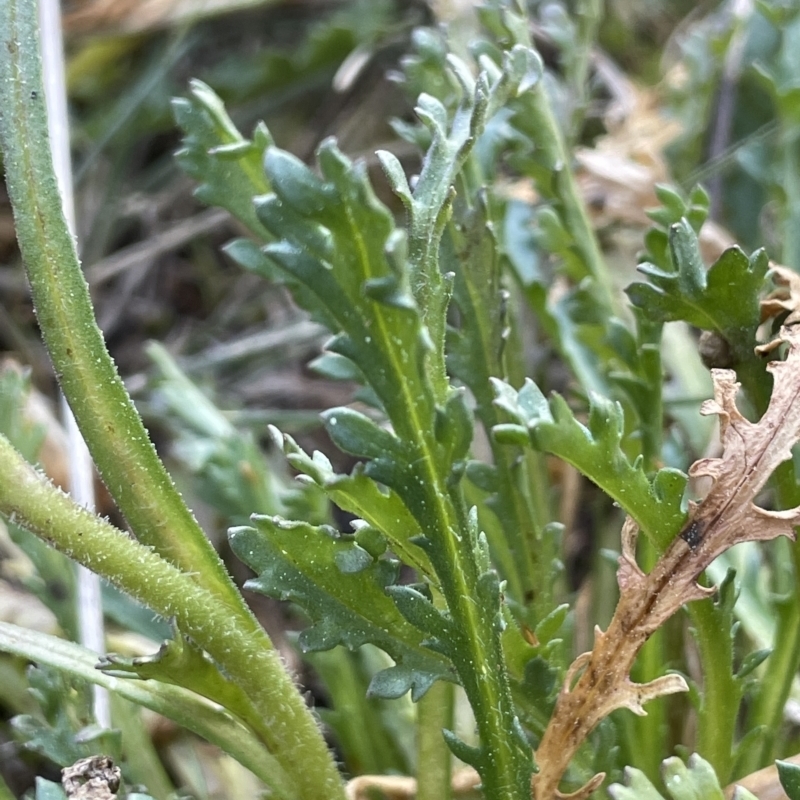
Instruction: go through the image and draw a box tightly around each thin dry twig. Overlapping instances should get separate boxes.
[86,207,231,288]
[533,325,800,800]
[345,767,480,800]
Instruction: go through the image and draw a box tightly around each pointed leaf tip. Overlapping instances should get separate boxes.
[777,759,800,800]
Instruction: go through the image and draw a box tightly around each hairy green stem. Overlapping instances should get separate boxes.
[0,434,346,800]
[689,597,739,784]
[445,214,552,620]
[0,0,245,618]
[442,489,531,800]
[568,0,602,136]
[416,681,454,800]
[402,428,530,798]
[514,82,615,312]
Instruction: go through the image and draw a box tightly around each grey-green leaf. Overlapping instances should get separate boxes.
[230,521,454,701]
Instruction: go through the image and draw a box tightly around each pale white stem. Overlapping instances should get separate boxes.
[39,0,110,729]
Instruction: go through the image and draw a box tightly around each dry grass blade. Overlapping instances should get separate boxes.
[725,752,800,800]
[63,0,286,36]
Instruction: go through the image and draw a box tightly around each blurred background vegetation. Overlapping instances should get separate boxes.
[1,0,799,797]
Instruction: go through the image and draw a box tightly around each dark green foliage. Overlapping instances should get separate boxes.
[40,0,796,792]
[628,220,768,358]
[173,80,273,239]
[2,0,794,797]
[492,377,688,550]
[184,39,544,796]
[256,140,433,437]
[165,8,788,793]
[270,428,435,580]
[778,760,800,800]
[230,521,454,701]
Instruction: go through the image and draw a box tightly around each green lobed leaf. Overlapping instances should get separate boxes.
[177,39,535,799]
[626,219,769,363]
[442,727,483,769]
[609,754,758,800]
[737,648,772,680]
[309,351,364,382]
[225,235,343,335]
[386,586,456,659]
[646,184,710,235]
[445,197,554,618]
[442,713,530,787]
[322,407,407,462]
[609,766,665,800]
[663,754,725,800]
[172,80,272,239]
[492,378,688,549]
[481,4,615,315]
[534,604,570,645]
[229,521,455,700]
[382,40,544,402]
[255,139,437,444]
[504,201,616,399]
[270,427,436,581]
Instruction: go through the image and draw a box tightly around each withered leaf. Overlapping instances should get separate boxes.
[534,326,800,800]
[760,265,800,330]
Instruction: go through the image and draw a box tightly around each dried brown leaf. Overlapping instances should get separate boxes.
[687,329,800,560]
[760,265,800,329]
[533,326,800,799]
